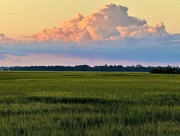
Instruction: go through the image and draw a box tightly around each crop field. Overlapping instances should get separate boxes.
[0,72,179,135]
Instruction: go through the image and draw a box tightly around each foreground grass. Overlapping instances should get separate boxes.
[0,72,179,135]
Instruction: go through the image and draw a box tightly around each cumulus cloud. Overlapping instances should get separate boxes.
[0,3,179,66]
[31,3,168,42]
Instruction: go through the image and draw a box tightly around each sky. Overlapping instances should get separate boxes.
[0,0,180,66]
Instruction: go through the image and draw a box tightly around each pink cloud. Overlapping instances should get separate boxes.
[31,3,167,42]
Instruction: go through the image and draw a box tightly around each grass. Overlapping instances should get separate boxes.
[0,71,179,135]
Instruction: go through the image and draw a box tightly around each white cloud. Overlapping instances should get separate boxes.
[31,3,168,42]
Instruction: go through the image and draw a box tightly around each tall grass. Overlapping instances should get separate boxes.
[0,72,179,135]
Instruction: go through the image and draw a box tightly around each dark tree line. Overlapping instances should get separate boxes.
[1,65,179,73]
[150,67,180,74]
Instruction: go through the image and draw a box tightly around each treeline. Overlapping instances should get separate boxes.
[7,65,151,72]
[150,67,180,74]
[2,65,179,73]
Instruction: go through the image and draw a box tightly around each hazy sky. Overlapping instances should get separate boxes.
[0,1,180,66]
[0,0,180,39]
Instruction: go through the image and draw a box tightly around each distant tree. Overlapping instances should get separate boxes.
[150,67,180,74]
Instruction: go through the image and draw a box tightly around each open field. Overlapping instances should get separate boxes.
[0,72,179,135]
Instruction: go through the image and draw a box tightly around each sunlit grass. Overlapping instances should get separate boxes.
[0,72,179,135]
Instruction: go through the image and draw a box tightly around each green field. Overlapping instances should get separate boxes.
[0,72,180,135]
